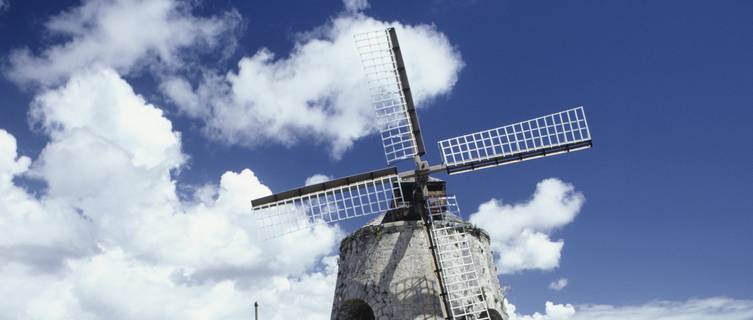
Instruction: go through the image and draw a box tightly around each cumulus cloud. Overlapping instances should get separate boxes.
[0,129,97,273]
[0,129,30,181]
[549,278,568,291]
[0,250,339,319]
[5,0,240,87]
[469,178,585,274]
[506,299,575,320]
[305,174,333,186]
[161,6,463,158]
[506,297,753,320]
[0,69,341,318]
[13,1,746,319]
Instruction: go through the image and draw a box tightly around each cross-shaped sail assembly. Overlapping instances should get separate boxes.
[251,27,593,320]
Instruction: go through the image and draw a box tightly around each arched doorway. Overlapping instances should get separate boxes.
[487,308,504,320]
[336,299,375,320]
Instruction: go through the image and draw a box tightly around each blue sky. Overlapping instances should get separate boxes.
[1,0,752,319]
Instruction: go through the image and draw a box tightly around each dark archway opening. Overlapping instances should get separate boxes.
[487,308,504,320]
[337,299,375,320]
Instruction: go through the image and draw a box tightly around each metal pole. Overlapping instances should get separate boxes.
[254,301,258,320]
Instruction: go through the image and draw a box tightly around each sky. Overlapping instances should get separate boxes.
[1,0,752,319]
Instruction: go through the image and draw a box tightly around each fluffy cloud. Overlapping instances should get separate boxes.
[508,300,576,320]
[5,0,240,87]
[7,0,461,159]
[161,7,463,158]
[0,129,96,273]
[549,278,568,291]
[507,297,753,320]
[0,69,340,319]
[469,178,585,274]
[11,1,749,319]
[0,250,339,320]
[0,129,30,181]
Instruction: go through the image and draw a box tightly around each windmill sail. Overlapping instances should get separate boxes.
[426,196,491,320]
[438,107,592,174]
[251,168,406,239]
[355,28,426,164]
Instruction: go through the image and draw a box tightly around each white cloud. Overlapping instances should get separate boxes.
[506,297,753,320]
[0,250,339,320]
[7,0,461,159]
[0,0,9,12]
[506,300,575,320]
[572,297,753,320]
[343,0,369,13]
[549,278,568,291]
[161,7,463,158]
[0,69,341,318]
[305,174,332,186]
[0,129,30,180]
[0,129,97,273]
[10,1,748,319]
[6,0,240,87]
[469,178,585,274]
[31,68,185,171]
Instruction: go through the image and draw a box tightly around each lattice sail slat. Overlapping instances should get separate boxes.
[355,29,422,164]
[438,107,592,174]
[426,196,491,320]
[252,173,405,240]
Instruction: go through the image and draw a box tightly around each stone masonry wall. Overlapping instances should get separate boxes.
[331,220,508,320]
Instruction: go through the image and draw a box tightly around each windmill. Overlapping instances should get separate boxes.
[251,27,592,320]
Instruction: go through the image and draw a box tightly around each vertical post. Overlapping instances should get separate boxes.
[387,27,426,159]
[254,301,258,320]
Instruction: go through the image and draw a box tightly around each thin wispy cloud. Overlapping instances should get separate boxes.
[507,297,753,320]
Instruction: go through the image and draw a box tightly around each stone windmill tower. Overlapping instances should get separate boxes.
[251,28,593,319]
[330,178,508,319]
